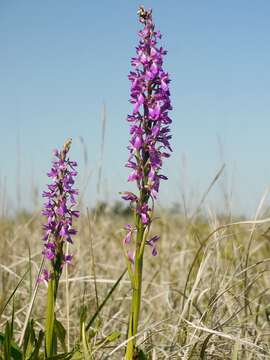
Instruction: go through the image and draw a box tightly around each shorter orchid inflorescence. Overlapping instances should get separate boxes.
[40,138,79,284]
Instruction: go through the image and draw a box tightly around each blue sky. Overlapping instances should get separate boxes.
[1,1,270,216]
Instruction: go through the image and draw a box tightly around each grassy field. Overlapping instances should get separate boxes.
[1,204,270,359]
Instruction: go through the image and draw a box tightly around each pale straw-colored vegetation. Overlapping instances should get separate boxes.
[1,195,270,358]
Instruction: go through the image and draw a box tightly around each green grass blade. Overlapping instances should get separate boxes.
[85,268,127,331]
[10,298,15,339]
[82,321,92,359]
[54,319,67,353]
[4,322,11,360]
[47,353,74,360]
[29,329,44,359]
[24,320,36,360]
[0,332,22,360]
[0,269,28,318]
[200,334,213,359]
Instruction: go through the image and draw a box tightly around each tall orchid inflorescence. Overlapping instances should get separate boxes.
[122,6,172,261]
[123,6,172,358]
[122,6,172,255]
[40,138,79,285]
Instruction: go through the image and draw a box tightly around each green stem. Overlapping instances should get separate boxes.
[45,278,55,358]
[44,242,63,357]
[125,224,145,359]
[45,269,61,358]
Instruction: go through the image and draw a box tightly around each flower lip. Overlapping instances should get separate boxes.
[146,235,160,256]
[121,192,138,202]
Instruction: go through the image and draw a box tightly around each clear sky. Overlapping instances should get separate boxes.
[1,1,270,216]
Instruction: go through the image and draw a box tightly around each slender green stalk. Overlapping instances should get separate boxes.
[45,270,62,358]
[45,277,55,357]
[125,224,145,359]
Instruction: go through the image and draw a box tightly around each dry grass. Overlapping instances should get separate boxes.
[1,206,270,359]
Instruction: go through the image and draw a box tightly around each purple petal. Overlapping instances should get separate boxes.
[141,213,148,224]
[64,254,73,264]
[121,192,138,202]
[127,250,135,264]
[133,136,142,150]
[124,232,132,244]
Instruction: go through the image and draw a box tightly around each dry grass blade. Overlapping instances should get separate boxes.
[183,318,269,355]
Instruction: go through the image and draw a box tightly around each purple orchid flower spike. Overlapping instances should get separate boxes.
[123,6,173,358]
[41,139,80,357]
[123,5,172,260]
[41,138,79,284]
